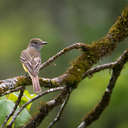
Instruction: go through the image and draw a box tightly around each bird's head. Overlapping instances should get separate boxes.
[29,38,48,50]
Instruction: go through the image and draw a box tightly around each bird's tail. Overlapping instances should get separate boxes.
[31,75,41,93]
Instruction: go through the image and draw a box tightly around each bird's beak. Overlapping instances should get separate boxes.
[40,41,48,45]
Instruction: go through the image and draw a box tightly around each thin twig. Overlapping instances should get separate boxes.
[83,62,115,78]
[48,90,71,128]
[23,87,69,128]
[7,87,65,127]
[40,43,88,70]
[1,87,25,128]
[83,49,128,79]
[0,86,23,97]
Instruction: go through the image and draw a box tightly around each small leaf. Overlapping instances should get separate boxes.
[6,93,18,103]
[6,89,37,110]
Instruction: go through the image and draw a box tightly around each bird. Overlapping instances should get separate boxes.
[20,38,47,93]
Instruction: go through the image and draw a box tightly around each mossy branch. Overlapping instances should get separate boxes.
[0,7,128,93]
[0,7,128,128]
[56,7,128,87]
[77,49,128,128]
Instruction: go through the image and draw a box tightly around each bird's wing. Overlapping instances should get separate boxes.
[20,49,41,76]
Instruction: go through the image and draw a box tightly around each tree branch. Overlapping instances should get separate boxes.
[7,87,65,127]
[23,87,71,128]
[0,86,23,97]
[0,7,128,94]
[77,50,128,128]
[40,43,89,70]
[48,89,71,128]
[0,7,128,128]
[53,7,128,87]
[83,49,128,78]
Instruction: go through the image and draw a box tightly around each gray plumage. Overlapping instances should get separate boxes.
[20,38,47,93]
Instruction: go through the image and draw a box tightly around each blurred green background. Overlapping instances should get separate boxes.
[0,0,128,128]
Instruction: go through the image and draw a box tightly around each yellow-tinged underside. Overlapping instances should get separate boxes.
[22,64,28,73]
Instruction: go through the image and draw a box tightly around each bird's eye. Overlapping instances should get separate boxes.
[33,42,38,44]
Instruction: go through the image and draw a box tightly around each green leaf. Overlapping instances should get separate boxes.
[15,108,31,128]
[6,89,37,110]
[6,93,18,103]
[0,99,31,127]
[20,90,36,110]
[0,99,14,125]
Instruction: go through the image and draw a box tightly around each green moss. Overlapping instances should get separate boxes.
[60,7,128,88]
[108,7,128,42]
[16,76,31,87]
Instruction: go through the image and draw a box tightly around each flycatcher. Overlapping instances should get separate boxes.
[20,38,47,93]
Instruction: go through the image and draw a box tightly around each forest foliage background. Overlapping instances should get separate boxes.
[0,0,128,128]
